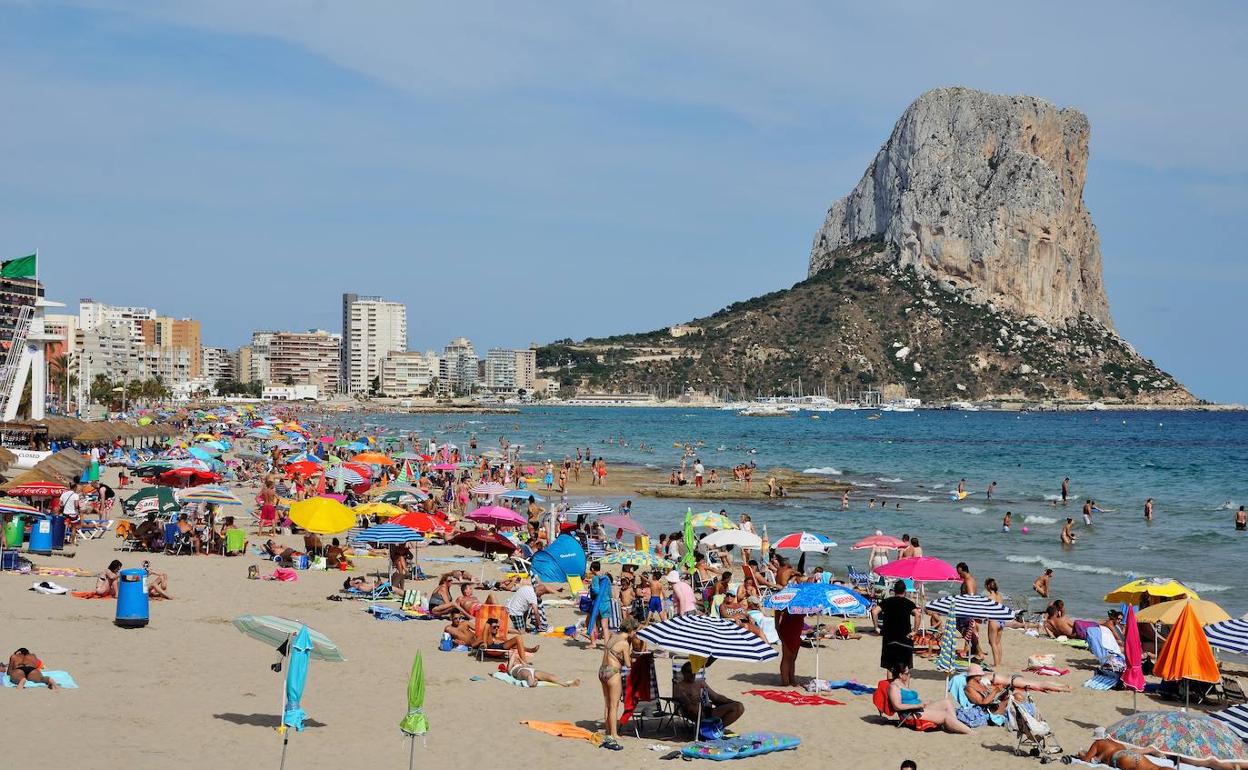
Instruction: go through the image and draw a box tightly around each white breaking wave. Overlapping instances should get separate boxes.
[1043,494,1063,502]
[961,506,986,515]
[854,482,878,488]
[877,477,904,483]
[1024,515,1057,525]
[891,494,933,503]
[804,467,842,476]
[1004,555,1231,592]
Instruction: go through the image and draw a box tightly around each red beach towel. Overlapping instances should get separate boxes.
[744,689,844,706]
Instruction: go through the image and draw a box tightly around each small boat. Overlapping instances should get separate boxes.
[738,405,791,417]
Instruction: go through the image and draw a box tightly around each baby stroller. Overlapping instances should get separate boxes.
[1005,689,1061,762]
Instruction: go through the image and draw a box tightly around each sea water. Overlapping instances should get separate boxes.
[352,407,1247,617]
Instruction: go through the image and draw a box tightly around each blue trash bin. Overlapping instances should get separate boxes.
[50,515,67,550]
[163,522,179,549]
[115,568,149,628]
[27,516,53,556]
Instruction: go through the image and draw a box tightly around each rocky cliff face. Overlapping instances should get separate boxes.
[810,87,1111,328]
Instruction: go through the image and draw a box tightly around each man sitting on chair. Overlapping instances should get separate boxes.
[672,662,744,730]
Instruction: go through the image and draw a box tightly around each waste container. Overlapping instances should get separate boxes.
[50,515,67,550]
[115,568,149,628]
[28,516,53,556]
[2,514,22,548]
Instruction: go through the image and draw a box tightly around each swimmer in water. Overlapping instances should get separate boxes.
[1143,498,1153,522]
[1060,518,1077,545]
[1001,511,1011,533]
[841,490,849,511]
[1236,505,1246,532]
[1061,477,1070,506]
[957,478,966,495]
[986,481,996,500]
[1082,499,1094,526]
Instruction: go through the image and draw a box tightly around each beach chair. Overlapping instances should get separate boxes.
[473,604,511,661]
[847,564,872,591]
[1004,690,1061,757]
[223,528,247,556]
[1082,626,1125,690]
[343,581,393,601]
[78,519,114,541]
[872,679,940,732]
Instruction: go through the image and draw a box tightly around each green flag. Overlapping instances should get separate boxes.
[0,254,36,279]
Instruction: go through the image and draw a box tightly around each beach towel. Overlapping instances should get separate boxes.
[519,720,598,743]
[3,671,78,689]
[366,604,419,621]
[34,566,92,578]
[744,689,843,706]
[820,679,875,695]
[493,671,556,688]
[680,732,800,761]
[70,591,112,599]
[423,556,482,564]
[265,567,298,582]
[1083,672,1119,690]
[1025,665,1069,677]
[620,653,656,725]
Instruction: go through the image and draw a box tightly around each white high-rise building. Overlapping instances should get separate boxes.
[202,346,238,382]
[514,347,537,392]
[78,299,156,342]
[380,351,439,396]
[343,295,407,395]
[248,331,275,384]
[483,347,537,394]
[438,337,478,396]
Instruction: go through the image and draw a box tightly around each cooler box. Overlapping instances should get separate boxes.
[27,517,53,556]
[635,535,650,553]
[115,568,149,628]
[50,515,67,550]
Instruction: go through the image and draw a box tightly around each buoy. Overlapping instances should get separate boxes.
[1021,526,1029,534]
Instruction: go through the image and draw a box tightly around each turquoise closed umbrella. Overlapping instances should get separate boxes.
[279,625,312,770]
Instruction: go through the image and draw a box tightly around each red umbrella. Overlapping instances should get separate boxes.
[5,481,68,497]
[450,530,517,555]
[343,462,373,481]
[284,460,321,477]
[155,468,220,488]
[392,511,453,535]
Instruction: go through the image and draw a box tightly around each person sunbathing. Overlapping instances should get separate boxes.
[1042,607,1079,638]
[342,576,383,593]
[141,561,173,600]
[1079,738,1167,769]
[449,585,500,618]
[474,617,539,663]
[962,665,1069,715]
[888,664,972,734]
[5,648,58,690]
[505,650,579,688]
[443,616,476,647]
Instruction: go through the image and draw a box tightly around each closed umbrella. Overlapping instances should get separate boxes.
[1107,710,1247,765]
[279,626,312,770]
[289,497,355,535]
[399,652,428,770]
[934,617,959,674]
[1122,605,1145,712]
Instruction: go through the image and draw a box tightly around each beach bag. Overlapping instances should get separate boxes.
[578,594,592,613]
[1027,654,1055,668]
[697,717,725,741]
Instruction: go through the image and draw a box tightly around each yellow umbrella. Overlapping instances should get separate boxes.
[288,497,356,534]
[1104,578,1199,604]
[194,433,216,441]
[1136,597,1230,626]
[353,502,406,519]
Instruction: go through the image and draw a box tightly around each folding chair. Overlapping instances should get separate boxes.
[846,564,872,591]
[473,604,511,661]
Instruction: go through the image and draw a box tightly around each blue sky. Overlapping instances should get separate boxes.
[2,1,1245,402]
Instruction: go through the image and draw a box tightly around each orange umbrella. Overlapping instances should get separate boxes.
[351,452,394,466]
[1154,602,1220,685]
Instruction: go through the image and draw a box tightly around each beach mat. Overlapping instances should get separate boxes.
[3,671,78,689]
[70,591,111,599]
[1083,672,1119,690]
[681,732,800,761]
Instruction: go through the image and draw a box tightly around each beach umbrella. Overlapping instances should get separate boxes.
[431,462,457,471]
[498,490,545,503]
[850,533,907,550]
[764,582,871,680]
[1154,602,1221,701]
[353,502,407,519]
[392,452,424,461]
[1203,618,1248,655]
[1104,577,1199,604]
[187,447,216,461]
[603,550,673,570]
[377,490,425,507]
[772,531,836,552]
[1106,710,1247,765]
[323,466,365,485]
[597,514,648,536]
[567,500,613,518]
[466,506,527,528]
[636,614,777,662]
[289,497,355,535]
[284,460,321,477]
[925,594,1016,621]
[278,625,312,770]
[155,468,219,487]
[688,510,736,530]
[698,529,761,550]
[1122,605,1146,712]
[5,480,67,497]
[450,529,517,555]
[179,486,242,506]
[875,556,959,582]
[234,450,267,462]
[0,497,41,516]
[1136,597,1231,626]
[399,652,428,770]
[391,512,453,535]
[349,523,423,546]
[123,486,181,517]
[351,452,394,466]
[395,460,416,484]
[231,615,345,662]
[1210,705,1248,742]
[934,617,959,674]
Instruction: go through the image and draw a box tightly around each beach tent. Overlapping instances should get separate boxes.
[530,534,586,588]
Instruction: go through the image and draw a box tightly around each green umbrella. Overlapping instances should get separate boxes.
[124,486,181,517]
[400,652,428,770]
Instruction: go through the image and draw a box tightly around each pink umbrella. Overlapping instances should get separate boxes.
[1122,604,1146,710]
[874,556,960,582]
[466,505,527,528]
[318,436,335,444]
[851,533,907,550]
[598,514,647,535]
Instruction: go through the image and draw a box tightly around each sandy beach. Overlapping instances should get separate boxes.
[6,464,1237,770]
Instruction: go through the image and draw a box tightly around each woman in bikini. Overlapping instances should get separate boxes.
[6,648,58,690]
[506,649,579,688]
[598,617,639,749]
[427,574,459,617]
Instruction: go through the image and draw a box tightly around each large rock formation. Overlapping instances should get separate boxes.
[810,87,1111,328]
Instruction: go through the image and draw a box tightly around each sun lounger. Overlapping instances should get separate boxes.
[1209,703,1248,741]
[846,564,872,591]
[343,581,392,601]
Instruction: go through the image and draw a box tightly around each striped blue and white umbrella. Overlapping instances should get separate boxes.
[1204,618,1248,655]
[1210,704,1248,741]
[324,466,365,485]
[926,594,1016,621]
[568,500,614,518]
[470,481,507,496]
[348,523,423,545]
[636,614,777,662]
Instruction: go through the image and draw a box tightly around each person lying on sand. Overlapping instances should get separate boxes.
[505,650,579,688]
[5,648,58,690]
[444,616,476,647]
[1079,738,1168,769]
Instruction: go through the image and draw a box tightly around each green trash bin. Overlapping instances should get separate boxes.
[2,514,23,548]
